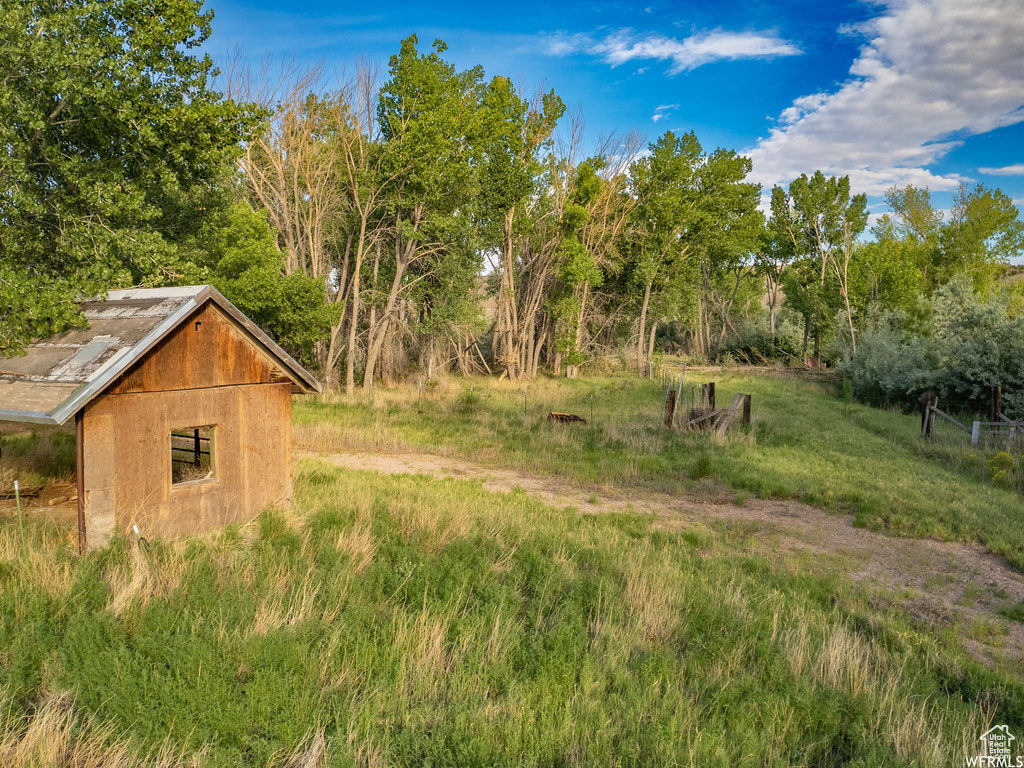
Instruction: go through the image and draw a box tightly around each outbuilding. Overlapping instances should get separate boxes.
[0,286,320,549]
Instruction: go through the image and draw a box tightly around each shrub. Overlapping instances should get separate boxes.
[846,279,1024,417]
[718,314,804,365]
[986,452,1018,490]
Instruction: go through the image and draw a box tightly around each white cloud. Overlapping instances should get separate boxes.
[544,28,801,75]
[651,103,679,122]
[597,29,801,74]
[543,32,589,57]
[979,164,1024,176]
[747,0,1024,196]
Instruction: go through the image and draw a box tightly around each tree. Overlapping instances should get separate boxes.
[478,76,565,379]
[627,131,760,373]
[370,35,487,389]
[848,240,923,316]
[759,186,801,342]
[550,158,604,377]
[0,0,259,353]
[234,64,354,388]
[627,131,702,375]
[186,202,340,364]
[878,183,1024,295]
[773,172,867,357]
[558,134,640,378]
[938,184,1024,291]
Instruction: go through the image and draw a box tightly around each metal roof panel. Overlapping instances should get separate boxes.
[0,285,320,425]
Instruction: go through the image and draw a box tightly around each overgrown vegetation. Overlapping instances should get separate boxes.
[1,461,1020,766]
[0,426,76,489]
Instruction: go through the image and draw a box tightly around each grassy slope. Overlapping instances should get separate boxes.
[2,464,1021,767]
[294,371,1024,569]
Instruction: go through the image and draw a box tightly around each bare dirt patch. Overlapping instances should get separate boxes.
[0,480,80,532]
[303,449,1024,669]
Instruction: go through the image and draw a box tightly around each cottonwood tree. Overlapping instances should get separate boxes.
[0,0,259,353]
[691,151,763,358]
[938,184,1024,291]
[873,183,1022,300]
[627,131,761,374]
[370,36,487,389]
[758,186,801,343]
[185,202,338,364]
[233,63,353,386]
[478,77,565,379]
[335,64,393,395]
[773,172,867,356]
[555,132,640,378]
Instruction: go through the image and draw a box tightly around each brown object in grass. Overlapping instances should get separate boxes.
[0,485,40,499]
[548,412,588,425]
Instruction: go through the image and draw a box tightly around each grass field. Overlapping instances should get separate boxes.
[1,463,1021,767]
[1,368,1023,766]
[294,370,1024,570]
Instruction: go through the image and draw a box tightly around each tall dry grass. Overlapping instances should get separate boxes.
[0,690,204,768]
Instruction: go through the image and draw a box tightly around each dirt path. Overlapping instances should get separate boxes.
[302,449,1024,668]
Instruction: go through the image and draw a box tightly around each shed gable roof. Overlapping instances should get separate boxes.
[0,286,320,425]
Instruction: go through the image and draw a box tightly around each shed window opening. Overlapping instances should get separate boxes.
[171,426,215,484]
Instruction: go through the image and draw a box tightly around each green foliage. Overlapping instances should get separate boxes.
[845,315,931,407]
[842,376,854,404]
[848,278,1024,416]
[0,0,261,353]
[550,160,606,366]
[691,450,715,480]
[378,35,483,212]
[189,203,342,364]
[1001,600,1024,623]
[718,312,805,364]
[768,172,867,359]
[876,183,1024,296]
[849,240,925,314]
[0,426,76,487]
[938,184,1024,290]
[987,452,1018,491]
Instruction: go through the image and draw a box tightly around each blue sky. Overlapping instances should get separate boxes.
[207,0,1024,225]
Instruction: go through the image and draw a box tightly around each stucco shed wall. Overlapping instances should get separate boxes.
[83,382,293,543]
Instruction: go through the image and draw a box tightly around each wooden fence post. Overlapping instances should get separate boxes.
[991,385,1002,430]
[664,388,676,428]
[716,393,746,434]
[708,382,716,411]
[920,392,931,438]
[742,394,751,425]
